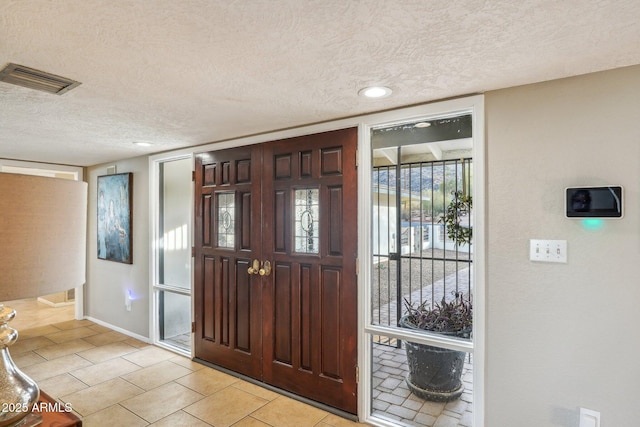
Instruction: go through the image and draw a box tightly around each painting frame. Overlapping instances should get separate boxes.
[97,172,133,264]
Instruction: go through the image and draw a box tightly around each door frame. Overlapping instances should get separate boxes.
[357,96,485,426]
[149,94,485,425]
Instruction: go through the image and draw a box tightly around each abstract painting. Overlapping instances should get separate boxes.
[97,172,133,263]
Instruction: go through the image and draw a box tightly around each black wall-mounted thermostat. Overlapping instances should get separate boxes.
[565,186,623,218]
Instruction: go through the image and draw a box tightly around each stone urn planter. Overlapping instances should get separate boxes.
[400,293,472,402]
[400,315,466,402]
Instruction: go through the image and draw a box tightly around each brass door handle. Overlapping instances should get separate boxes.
[247,259,260,275]
[258,260,271,276]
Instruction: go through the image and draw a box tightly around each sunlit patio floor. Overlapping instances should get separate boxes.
[372,341,473,427]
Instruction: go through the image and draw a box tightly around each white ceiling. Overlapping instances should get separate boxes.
[1,0,639,167]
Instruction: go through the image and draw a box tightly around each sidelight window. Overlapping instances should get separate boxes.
[368,112,476,426]
[154,156,192,355]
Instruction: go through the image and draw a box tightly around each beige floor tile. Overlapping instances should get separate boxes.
[169,356,206,371]
[121,382,204,423]
[17,325,62,339]
[22,354,93,382]
[184,387,268,427]
[86,324,114,334]
[9,298,364,427]
[4,298,74,330]
[232,416,273,427]
[38,373,89,398]
[70,357,141,386]
[45,327,99,344]
[77,341,139,363]
[10,336,56,355]
[53,319,96,330]
[61,377,144,416]
[123,337,152,349]
[12,350,47,368]
[34,338,95,360]
[82,404,148,427]
[176,366,240,395]
[320,413,367,426]
[122,346,178,367]
[232,381,280,401]
[82,330,130,346]
[149,410,211,427]
[251,396,328,427]
[121,360,192,390]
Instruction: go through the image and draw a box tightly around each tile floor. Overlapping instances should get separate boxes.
[5,298,474,427]
[5,299,367,427]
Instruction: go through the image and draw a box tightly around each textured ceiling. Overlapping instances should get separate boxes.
[1,0,639,167]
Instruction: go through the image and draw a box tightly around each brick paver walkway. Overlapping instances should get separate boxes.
[372,342,473,426]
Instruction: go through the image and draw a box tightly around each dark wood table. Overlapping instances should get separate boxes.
[20,390,82,427]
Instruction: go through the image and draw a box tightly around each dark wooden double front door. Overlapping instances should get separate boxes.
[193,128,358,414]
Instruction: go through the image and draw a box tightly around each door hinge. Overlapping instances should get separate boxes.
[355,365,359,384]
[191,321,195,333]
[191,247,195,257]
[355,149,359,167]
[355,258,359,276]
[192,170,195,182]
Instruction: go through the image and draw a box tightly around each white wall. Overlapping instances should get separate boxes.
[86,156,150,338]
[485,65,640,426]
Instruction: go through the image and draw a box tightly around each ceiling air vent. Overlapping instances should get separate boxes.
[0,63,81,95]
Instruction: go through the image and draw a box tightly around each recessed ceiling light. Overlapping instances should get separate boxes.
[414,122,432,128]
[133,141,152,147]
[358,86,392,99]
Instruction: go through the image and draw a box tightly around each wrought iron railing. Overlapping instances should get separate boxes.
[372,158,473,346]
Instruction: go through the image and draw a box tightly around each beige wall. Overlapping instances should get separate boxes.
[485,64,640,426]
[85,156,150,338]
[0,173,87,300]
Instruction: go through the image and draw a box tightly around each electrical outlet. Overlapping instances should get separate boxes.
[579,408,600,427]
[529,239,567,263]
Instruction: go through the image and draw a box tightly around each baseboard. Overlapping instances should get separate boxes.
[83,316,151,344]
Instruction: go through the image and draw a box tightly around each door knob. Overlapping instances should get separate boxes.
[258,260,271,276]
[247,259,260,275]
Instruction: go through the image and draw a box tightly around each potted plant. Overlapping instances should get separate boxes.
[440,190,472,246]
[400,294,472,401]
[399,191,473,401]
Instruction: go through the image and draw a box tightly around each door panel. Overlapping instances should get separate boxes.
[194,128,358,414]
[262,128,358,414]
[194,146,262,378]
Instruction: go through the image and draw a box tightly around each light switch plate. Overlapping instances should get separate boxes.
[529,239,567,263]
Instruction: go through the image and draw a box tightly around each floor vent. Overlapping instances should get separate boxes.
[0,63,81,95]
